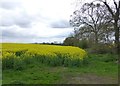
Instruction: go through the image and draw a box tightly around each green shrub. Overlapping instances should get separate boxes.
[78,39,89,49]
[89,44,115,54]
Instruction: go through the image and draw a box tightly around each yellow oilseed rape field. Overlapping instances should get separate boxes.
[1,43,87,70]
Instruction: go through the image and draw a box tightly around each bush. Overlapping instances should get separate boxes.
[78,39,89,49]
[89,43,115,54]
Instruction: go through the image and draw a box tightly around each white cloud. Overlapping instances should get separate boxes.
[0,0,21,10]
[0,0,75,43]
[1,0,115,43]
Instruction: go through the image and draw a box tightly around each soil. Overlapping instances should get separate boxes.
[59,73,118,84]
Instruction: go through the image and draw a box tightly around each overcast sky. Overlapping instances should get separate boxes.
[0,0,77,43]
[0,0,115,43]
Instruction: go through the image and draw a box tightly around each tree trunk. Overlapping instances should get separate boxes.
[94,32,98,44]
[114,19,120,54]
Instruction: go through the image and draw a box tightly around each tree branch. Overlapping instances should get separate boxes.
[103,1,114,17]
[113,0,118,9]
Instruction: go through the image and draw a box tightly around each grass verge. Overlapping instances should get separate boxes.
[2,54,118,84]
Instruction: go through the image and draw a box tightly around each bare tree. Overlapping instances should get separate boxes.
[98,0,120,54]
[70,3,112,44]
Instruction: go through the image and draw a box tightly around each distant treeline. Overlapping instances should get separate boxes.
[33,42,63,46]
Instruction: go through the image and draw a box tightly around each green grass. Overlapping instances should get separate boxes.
[2,54,118,84]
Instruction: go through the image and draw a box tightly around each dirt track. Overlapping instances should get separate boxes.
[59,73,118,84]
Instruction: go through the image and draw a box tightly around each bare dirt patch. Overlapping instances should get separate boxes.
[59,73,118,84]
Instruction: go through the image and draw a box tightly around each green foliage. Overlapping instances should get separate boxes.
[15,49,28,56]
[87,54,118,63]
[2,52,15,70]
[14,57,26,70]
[2,53,26,70]
[78,39,89,49]
[63,37,79,46]
[2,54,118,84]
[63,37,89,49]
[88,43,116,54]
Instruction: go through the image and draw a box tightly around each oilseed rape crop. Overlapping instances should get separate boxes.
[1,43,87,70]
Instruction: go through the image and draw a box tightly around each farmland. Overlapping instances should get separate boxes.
[2,43,87,69]
[1,43,118,84]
